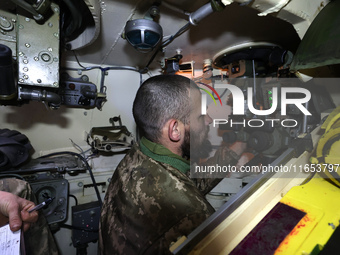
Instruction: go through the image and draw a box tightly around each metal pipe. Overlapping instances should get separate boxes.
[189,3,214,25]
[19,87,61,106]
[11,0,43,20]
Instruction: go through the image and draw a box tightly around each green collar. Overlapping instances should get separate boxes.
[139,137,190,174]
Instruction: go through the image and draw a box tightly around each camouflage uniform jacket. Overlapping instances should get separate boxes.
[99,138,240,255]
[0,178,59,255]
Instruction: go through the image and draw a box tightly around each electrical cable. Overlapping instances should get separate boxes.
[142,47,161,72]
[69,50,140,73]
[69,138,85,156]
[39,151,102,207]
[69,194,78,206]
[85,152,98,161]
[160,1,190,17]
[0,174,25,180]
[68,51,140,72]
[64,53,142,109]
[143,22,190,71]
[68,49,144,110]
[161,22,190,47]
[65,59,140,88]
[72,51,87,69]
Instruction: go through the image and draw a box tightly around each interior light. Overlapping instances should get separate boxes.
[124,19,163,53]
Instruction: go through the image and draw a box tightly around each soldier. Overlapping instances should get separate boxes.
[0,178,59,255]
[99,75,243,254]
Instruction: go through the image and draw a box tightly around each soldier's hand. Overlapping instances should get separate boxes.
[0,191,38,232]
[229,141,247,156]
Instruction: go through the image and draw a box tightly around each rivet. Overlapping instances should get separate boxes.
[41,53,51,62]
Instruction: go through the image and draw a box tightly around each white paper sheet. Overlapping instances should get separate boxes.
[0,224,21,255]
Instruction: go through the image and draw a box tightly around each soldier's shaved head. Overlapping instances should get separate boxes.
[133,75,197,143]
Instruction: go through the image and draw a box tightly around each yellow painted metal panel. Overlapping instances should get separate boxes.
[276,176,340,254]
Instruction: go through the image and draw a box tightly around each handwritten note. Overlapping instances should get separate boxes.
[0,224,21,255]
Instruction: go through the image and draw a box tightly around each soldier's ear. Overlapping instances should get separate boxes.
[168,119,181,142]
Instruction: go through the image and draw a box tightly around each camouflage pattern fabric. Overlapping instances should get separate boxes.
[0,178,59,255]
[99,144,215,255]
